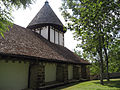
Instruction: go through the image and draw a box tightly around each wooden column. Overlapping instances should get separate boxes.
[39,28,41,35]
[58,31,60,45]
[54,29,55,43]
[63,33,64,46]
[48,26,50,41]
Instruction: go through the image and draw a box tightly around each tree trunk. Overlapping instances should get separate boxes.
[103,46,109,81]
[102,34,110,82]
[98,35,104,85]
[98,50,104,85]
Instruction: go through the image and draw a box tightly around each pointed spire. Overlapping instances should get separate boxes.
[27,1,64,32]
[45,0,49,5]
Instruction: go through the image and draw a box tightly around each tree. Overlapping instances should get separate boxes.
[76,39,120,78]
[74,48,82,58]
[61,0,120,85]
[108,39,120,73]
[0,0,35,37]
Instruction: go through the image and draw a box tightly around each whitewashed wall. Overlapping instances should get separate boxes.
[41,26,48,39]
[0,60,29,90]
[59,33,63,46]
[39,26,64,46]
[55,31,58,44]
[50,28,54,43]
[45,63,56,82]
[68,65,73,80]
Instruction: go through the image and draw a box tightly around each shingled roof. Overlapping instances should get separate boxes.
[27,1,63,30]
[0,24,89,65]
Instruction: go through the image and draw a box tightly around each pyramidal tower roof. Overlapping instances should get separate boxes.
[27,1,63,29]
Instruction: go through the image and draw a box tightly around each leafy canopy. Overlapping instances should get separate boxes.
[61,0,120,82]
[0,0,35,37]
[61,0,120,55]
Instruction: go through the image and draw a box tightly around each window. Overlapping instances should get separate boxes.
[41,26,48,39]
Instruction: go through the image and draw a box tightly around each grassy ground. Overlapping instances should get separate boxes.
[51,79,120,90]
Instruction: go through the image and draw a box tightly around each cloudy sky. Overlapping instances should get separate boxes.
[12,0,80,51]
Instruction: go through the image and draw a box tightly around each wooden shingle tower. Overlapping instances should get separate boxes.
[27,1,65,46]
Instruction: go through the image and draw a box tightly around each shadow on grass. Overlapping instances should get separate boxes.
[93,79,120,88]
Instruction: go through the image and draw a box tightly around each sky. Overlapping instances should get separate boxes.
[12,0,80,51]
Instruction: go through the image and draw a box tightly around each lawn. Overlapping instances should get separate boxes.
[51,79,120,90]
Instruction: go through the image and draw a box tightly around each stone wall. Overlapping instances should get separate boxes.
[81,65,90,80]
[30,63,69,89]
[63,64,68,82]
[56,64,63,82]
[73,65,79,80]
[30,63,45,89]
[30,63,90,89]
[79,66,82,80]
[81,65,87,79]
[86,66,90,80]
[56,64,68,82]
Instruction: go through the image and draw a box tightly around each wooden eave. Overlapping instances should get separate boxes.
[0,53,90,65]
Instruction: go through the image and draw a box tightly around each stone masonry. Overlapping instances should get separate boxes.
[73,65,79,80]
[30,63,45,89]
[81,65,87,79]
[56,64,68,82]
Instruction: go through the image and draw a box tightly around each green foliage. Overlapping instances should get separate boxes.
[74,40,120,75]
[61,0,120,54]
[0,0,35,37]
[74,49,82,58]
[108,40,120,73]
[90,62,100,75]
[61,0,120,83]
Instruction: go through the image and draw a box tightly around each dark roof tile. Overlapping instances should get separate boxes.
[27,1,63,29]
[0,24,90,64]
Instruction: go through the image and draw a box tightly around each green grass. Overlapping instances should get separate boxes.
[51,79,120,90]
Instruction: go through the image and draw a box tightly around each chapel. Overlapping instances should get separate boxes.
[0,1,90,90]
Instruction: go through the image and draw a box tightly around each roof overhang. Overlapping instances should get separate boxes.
[0,52,90,65]
[27,23,66,33]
